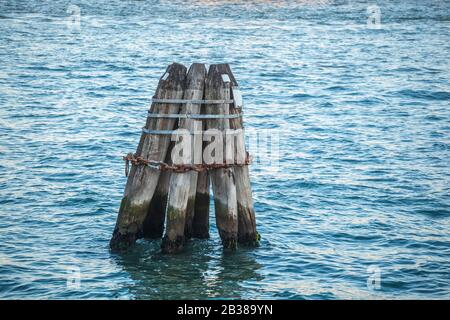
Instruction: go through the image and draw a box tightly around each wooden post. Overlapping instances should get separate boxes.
[184,170,198,240]
[190,105,211,239]
[204,64,238,250]
[187,102,209,239]
[142,141,174,239]
[110,63,187,251]
[161,63,207,254]
[192,170,210,239]
[219,64,259,246]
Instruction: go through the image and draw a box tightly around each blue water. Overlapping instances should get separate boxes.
[0,0,449,299]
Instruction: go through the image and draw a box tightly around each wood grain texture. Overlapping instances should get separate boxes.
[204,64,238,250]
[192,170,210,239]
[219,64,259,246]
[161,63,207,253]
[110,63,187,251]
[142,140,174,239]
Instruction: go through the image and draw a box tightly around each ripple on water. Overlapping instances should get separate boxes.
[0,0,449,300]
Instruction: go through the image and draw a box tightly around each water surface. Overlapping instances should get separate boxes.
[0,0,449,299]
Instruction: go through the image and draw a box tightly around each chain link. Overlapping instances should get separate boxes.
[123,152,252,176]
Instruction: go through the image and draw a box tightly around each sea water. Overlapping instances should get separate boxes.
[0,0,449,299]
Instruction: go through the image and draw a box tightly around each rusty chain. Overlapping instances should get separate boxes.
[123,152,252,176]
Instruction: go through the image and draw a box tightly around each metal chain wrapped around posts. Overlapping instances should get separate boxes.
[123,152,252,176]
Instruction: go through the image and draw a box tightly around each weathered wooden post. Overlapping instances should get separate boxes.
[110,63,187,251]
[161,63,207,253]
[219,64,259,246]
[142,140,174,239]
[190,101,211,239]
[192,171,210,239]
[204,64,238,250]
[184,120,203,240]
[185,101,210,239]
[184,170,198,240]
[111,62,258,253]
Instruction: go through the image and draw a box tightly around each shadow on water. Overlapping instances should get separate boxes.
[110,239,263,299]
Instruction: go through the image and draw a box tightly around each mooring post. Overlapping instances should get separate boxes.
[186,98,209,239]
[220,64,259,246]
[192,170,210,239]
[204,64,238,250]
[184,170,198,240]
[110,63,187,251]
[161,63,207,253]
[142,140,174,239]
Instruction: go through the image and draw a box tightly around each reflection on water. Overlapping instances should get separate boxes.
[112,239,263,299]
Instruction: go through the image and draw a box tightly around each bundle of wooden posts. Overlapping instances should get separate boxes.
[110,63,259,253]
